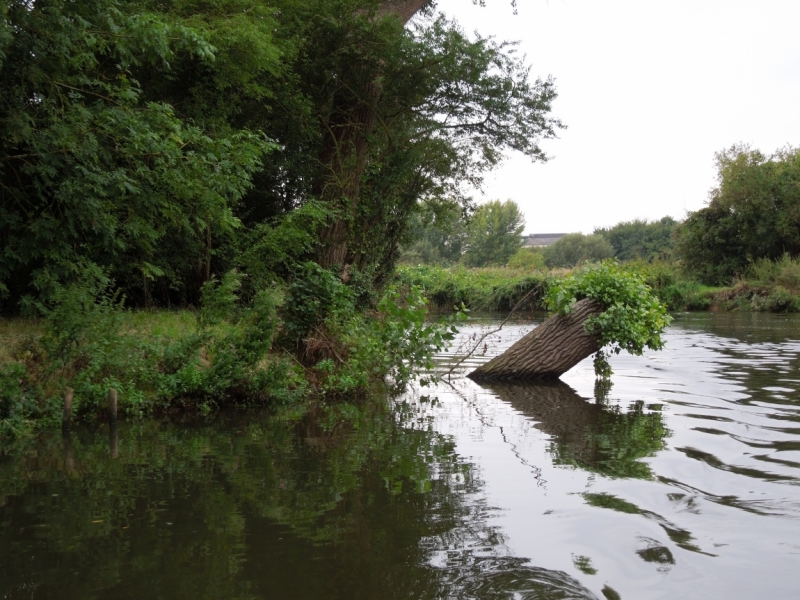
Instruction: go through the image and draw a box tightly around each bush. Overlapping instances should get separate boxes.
[507,247,546,270]
[595,217,677,261]
[395,265,551,311]
[658,281,712,311]
[746,254,800,291]
[0,268,297,431]
[546,262,672,377]
[677,146,800,284]
[543,233,614,268]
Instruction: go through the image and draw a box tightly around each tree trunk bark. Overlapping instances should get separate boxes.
[316,0,431,269]
[379,0,431,24]
[468,298,604,381]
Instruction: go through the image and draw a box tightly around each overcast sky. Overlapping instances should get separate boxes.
[433,0,800,234]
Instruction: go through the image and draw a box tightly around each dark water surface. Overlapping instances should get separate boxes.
[2,313,800,599]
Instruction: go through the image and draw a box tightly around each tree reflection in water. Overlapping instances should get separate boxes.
[481,380,668,479]
[0,398,596,600]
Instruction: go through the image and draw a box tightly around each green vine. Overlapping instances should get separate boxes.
[545,261,672,379]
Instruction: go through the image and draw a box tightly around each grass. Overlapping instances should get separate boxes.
[395,264,557,311]
[0,310,199,366]
[397,258,800,314]
[119,309,200,340]
[0,319,42,364]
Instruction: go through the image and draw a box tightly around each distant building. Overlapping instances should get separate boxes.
[522,233,567,248]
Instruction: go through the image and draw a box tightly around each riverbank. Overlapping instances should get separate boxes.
[0,283,461,439]
[395,259,800,313]
[3,312,800,598]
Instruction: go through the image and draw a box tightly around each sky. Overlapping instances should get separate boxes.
[433,0,800,234]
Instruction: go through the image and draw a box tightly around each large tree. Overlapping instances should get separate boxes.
[287,0,561,281]
[677,145,800,284]
[0,0,274,311]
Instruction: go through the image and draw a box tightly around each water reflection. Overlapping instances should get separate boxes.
[5,312,800,599]
[479,381,667,479]
[0,400,595,599]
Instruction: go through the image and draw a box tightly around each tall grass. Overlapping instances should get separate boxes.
[395,265,555,311]
[398,258,800,314]
[745,254,800,290]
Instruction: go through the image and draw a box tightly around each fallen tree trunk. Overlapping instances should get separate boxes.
[468,298,604,381]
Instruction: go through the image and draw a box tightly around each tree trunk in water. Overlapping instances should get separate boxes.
[468,298,604,381]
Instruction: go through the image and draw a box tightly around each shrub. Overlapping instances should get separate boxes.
[546,262,672,377]
[507,247,546,270]
[746,254,800,291]
[543,233,614,268]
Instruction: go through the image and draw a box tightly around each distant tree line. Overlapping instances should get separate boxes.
[400,201,679,268]
[403,143,800,281]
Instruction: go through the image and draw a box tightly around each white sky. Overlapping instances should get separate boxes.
[434,0,800,234]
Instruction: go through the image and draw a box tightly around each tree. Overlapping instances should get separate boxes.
[677,145,800,284]
[462,200,525,266]
[0,0,273,311]
[1,0,560,313]
[507,247,546,270]
[283,2,561,280]
[542,233,614,268]
[469,262,670,381]
[399,200,467,264]
[594,217,677,261]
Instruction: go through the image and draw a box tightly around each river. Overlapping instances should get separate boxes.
[1,312,799,599]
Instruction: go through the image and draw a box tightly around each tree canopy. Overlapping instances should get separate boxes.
[462,199,525,266]
[542,233,614,268]
[0,0,562,313]
[594,217,677,262]
[677,145,800,284]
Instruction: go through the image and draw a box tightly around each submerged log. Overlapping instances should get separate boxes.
[468,298,604,381]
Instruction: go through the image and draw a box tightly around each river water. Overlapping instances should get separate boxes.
[1,313,799,599]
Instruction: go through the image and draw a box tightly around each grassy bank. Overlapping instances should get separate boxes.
[394,265,556,311]
[0,278,460,439]
[396,258,800,313]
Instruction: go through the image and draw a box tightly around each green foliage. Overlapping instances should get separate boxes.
[0,362,36,438]
[237,202,331,293]
[745,254,800,291]
[462,200,526,267]
[0,0,275,310]
[677,145,800,284]
[621,260,710,311]
[0,270,296,431]
[1,0,568,430]
[595,217,678,261]
[546,262,672,377]
[281,262,354,347]
[396,264,550,311]
[542,233,614,268]
[399,201,467,265]
[338,14,560,283]
[507,247,546,270]
[751,286,800,313]
[309,284,465,395]
[362,286,465,388]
